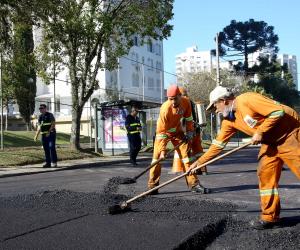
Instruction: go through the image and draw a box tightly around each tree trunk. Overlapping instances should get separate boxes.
[70,106,83,150]
[244,50,249,75]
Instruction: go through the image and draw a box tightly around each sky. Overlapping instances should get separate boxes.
[163,0,300,89]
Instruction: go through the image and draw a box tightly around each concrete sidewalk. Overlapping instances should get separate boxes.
[0,153,153,179]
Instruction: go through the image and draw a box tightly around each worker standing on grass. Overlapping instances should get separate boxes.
[190,86,300,230]
[148,85,209,195]
[125,107,142,166]
[34,104,58,168]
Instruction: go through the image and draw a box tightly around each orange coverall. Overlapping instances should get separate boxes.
[197,92,300,222]
[172,98,205,173]
[148,97,199,189]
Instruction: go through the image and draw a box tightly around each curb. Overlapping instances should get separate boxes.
[0,157,152,179]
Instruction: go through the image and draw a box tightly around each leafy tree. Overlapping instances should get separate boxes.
[34,0,174,150]
[12,19,36,130]
[1,58,15,129]
[181,70,246,104]
[0,1,37,130]
[218,19,279,75]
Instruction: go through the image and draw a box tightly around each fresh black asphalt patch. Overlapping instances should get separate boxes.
[0,175,299,249]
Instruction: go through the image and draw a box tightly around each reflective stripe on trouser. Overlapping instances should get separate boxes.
[258,155,281,222]
[258,129,300,222]
[148,136,199,189]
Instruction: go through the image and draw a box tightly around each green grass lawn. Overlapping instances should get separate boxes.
[0,131,99,167]
[3,131,91,147]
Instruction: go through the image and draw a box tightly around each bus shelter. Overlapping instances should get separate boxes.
[94,100,161,155]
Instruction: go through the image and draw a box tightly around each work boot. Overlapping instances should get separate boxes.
[191,184,210,194]
[147,188,159,195]
[42,163,51,168]
[130,159,138,166]
[51,162,57,168]
[249,219,280,230]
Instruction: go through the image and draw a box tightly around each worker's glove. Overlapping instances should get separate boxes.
[183,131,194,142]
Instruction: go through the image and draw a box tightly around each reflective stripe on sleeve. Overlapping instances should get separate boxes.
[130,123,141,127]
[167,128,176,133]
[41,122,52,126]
[268,110,284,118]
[212,139,226,149]
[156,134,168,139]
[260,188,279,197]
[185,115,193,121]
[129,131,140,134]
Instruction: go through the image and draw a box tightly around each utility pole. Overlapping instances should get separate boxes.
[160,70,163,103]
[215,33,221,133]
[216,32,220,86]
[0,52,3,150]
[117,57,121,100]
[142,63,145,101]
[53,54,56,113]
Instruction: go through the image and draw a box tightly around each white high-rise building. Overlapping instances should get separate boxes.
[277,54,298,88]
[248,51,298,88]
[175,46,213,76]
[175,46,233,79]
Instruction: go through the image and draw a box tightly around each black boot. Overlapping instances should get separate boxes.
[191,184,210,194]
[249,219,280,230]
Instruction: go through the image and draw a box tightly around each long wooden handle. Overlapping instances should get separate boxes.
[126,142,252,204]
[133,140,185,180]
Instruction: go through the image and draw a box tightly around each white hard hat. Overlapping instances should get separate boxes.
[206,86,232,111]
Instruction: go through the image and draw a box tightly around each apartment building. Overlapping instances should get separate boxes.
[175,46,232,77]
[277,54,298,88]
[248,51,298,88]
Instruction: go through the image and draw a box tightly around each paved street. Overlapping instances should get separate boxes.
[0,147,299,249]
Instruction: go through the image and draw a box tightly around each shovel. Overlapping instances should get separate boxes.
[108,142,252,214]
[119,140,185,184]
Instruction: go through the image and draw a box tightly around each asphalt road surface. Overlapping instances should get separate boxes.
[0,147,299,249]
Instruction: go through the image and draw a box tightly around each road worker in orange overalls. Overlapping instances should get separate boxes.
[190,86,300,230]
[148,85,209,194]
[171,87,207,175]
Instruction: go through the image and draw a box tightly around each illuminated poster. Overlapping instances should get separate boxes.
[103,108,128,149]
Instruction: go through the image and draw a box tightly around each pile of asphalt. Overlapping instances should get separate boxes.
[0,176,299,249]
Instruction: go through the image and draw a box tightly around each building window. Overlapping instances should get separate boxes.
[147,58,154,71]
[156,44,161,55]
[132,73,139,87]
[156,61,161,73]
[147,41,153,53]
[156,79,161,91]
[148,77,154,90]
[134,36,138,46]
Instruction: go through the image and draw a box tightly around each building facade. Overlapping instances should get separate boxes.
[175,46,232,78]
[248,51,298,88]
